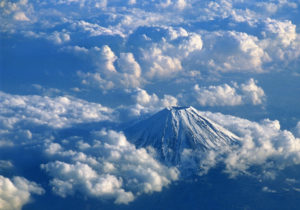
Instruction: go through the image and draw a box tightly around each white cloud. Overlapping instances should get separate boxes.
[139,30,203,79]
[240,78,265,105]
[0,175,44,210]
[13,11,29,21]
[76,45,143,90]
[142,47,182,79]
[197,111,300,177]
[199,31,269,73]
[262,18,299,61]
[42,130,179,204]
[178,33,203,57]
[193,78,265,106]
[118,53,141,78]
[48,31,71,44]
[193,83,242,106]
[0,91,115,129]
[72,20,124,37]
[127,88,178,116]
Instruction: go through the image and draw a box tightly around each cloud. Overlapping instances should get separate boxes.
[240,78,265,105]
[55,0,107,8]
[192,78,265,106]
[125,88,178,116]
[293,122,300,138]
[0,175,44,210]
[0,0,32,22]
[196,110,300,177]
[262,18,299,61]
[134,28,203,79]
[48,31,71,44]
[41,130,179,204]
[72,20,124,37]
[193,83,242,106]
[13,11,29,21]
[198,31,269,73]
[24,30,71,44]
[142,47,183,79]
[0,91,115,130]
[74,45,143,90]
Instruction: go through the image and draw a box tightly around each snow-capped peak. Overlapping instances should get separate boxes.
[124,106,240,165]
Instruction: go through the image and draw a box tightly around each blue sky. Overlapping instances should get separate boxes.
[1,0,300,209]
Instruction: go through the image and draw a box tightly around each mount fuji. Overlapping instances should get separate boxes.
[124,106,240,165]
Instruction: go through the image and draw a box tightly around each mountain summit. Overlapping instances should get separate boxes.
[124,106,239,165]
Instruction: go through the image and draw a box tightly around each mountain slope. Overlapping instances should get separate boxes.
[124,106,240,165]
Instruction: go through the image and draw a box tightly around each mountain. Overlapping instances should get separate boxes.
[124,106,240,165]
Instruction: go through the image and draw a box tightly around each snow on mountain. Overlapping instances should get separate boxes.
[124,106,240,166]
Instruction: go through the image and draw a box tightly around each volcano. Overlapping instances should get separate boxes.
[124,106,240,165]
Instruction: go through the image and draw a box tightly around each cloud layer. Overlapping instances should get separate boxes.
[1,0,300,208]
[42,130,179,204]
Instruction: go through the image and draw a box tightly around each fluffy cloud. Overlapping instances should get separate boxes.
[0,175,44,210]
[193,78,265,106]
[0,91,115,129]
[264,18,297,47]
[262,18,300,62]
[42,130,179,204]
[75,45,143,90]
[126,88,178,116]
[193,83,242,106]
[197,31,269,73]
[197,111,300,177]
[142,47,182,79]
[240,78,265,105]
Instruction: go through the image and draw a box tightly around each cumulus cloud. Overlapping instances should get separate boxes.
[193,83,242,106]
[74,45,143,90]
[0,91,115,130]
[198,31,270,73]
[264,18,296,47]
[240,78,265,105]
[142,47,182,78]
[132,28,203,79]
[0,175,44,210]
[262,18,300,62]
[193,78,265,106]
[126,88,178,116]
[196,111,300,177]
[42,130,179,204]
